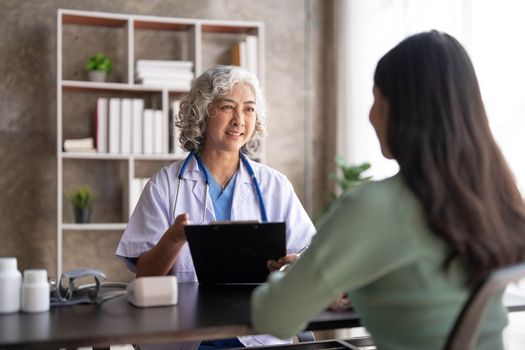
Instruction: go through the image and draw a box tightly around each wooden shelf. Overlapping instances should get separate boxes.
[56,8,265,279]
[201,20,259,34]
[62,223,127,231]
[62,13,128,27]
[61,152,187,160]
[61,80,190,94]
[134,20,194,31]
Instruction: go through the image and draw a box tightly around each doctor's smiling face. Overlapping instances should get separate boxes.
[204,82,257,154]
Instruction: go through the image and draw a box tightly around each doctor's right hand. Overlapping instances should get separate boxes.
[167,213,191,244]
[267,253,300,272]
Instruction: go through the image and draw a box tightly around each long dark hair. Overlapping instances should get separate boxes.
[374,30,525,282]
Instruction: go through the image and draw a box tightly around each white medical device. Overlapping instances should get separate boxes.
[127,275,178,307]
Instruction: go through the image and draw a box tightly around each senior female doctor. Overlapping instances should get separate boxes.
[116,65,316,350]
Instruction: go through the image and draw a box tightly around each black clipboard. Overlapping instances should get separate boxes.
[184,222,286,284]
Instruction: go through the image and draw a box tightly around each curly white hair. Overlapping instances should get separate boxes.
[175,65,266,158]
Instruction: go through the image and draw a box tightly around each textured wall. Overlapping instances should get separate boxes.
[0,0,335,281]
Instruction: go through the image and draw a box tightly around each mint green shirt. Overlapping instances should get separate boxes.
[251,174,507,350]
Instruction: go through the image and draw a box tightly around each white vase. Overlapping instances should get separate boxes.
[88,70,107,82]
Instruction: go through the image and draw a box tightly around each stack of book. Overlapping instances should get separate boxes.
[63,137,96,153]
[136,60,194,90]
[94,97,185,156]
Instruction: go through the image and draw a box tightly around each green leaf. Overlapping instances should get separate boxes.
[67,185,94,209]
[84,53,112,73]
[333,155,372,193]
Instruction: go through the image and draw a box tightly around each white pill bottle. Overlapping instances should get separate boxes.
[21,269,50,313]
[0,257,22,313]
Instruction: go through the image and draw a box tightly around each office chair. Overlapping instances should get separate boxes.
[343,262,525,350]
[444,262,525,350]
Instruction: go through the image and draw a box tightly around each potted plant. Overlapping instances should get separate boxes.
[333,155,372,192]
[67,185,94,223]
[315,156,372,222]
[84,53,112,82]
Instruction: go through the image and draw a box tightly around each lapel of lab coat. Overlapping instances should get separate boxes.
[182,156,215,221]
[231,157,258,220]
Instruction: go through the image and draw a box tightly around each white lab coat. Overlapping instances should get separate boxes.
[116,155,316,349]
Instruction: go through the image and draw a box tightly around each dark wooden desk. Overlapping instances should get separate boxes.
[0,283,360,349]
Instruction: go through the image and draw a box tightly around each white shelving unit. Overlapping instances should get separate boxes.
[56,9,265,278]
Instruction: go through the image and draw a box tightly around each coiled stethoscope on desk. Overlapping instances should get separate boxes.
[172,151,268,224]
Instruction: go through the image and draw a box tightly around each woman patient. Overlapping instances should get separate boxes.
[251,30,525,349]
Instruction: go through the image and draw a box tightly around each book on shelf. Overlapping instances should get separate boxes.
[143,109,155,154]
[137,71,194,79]
[135,70,195,80]
[162,108,169,154]
[63,137,96,153]
[132,99,144,154]
[139,78,192,90]
[95,98,108,153]
[92,97,178,156]
[232,35,257,77]
[232,41,247,70]
[137,60,193,70]
[246,35,258,77]
[153,110,164,154]
[120,98,132,154]
[136,59,194,89]
[108,98,121,154]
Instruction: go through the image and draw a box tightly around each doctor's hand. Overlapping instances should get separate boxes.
[327,293,352,311]
[167,213,191,244]
[267,253,300,272]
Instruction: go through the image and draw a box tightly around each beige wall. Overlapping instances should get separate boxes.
[0,0,336,281]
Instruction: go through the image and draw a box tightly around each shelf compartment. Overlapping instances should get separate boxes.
[61,89,164,147]
[200,31,249,73]
[61,16,128,83]
[63,159,128,224]
[134,27,195,76]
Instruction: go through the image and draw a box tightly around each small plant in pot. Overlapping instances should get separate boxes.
[67,186,94,224]
[333,155,372,192]
[85,53,112,82]
[315,156,372,223]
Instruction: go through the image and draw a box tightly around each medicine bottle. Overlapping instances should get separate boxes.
[21,269,50,313]
[0,257,22,313]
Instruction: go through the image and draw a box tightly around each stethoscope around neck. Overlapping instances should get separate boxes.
[172,150,268,224]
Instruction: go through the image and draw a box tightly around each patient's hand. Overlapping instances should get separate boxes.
[328,293,351,311]
[267,253,300,272]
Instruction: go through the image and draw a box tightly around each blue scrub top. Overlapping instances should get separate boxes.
[201,165,237,221]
